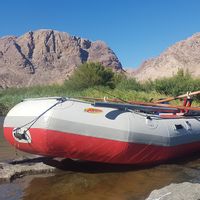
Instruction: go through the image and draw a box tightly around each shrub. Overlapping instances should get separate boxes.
[64,62,115,90]
[147,69,200,96]
[116,77,142,91]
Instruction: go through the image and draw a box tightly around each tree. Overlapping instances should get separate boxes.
[65,62,115,90]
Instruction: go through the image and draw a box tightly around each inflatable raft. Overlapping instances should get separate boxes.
[3,97,200,165]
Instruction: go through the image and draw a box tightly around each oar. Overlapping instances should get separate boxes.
[74,96,126,104]
[74,96,200,112]
[154,90,200,103]
[126,100,200,112]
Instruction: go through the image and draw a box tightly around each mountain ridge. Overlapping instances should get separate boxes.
[1,30,200,88]
[133,33,200,81]
[0,29,122,88]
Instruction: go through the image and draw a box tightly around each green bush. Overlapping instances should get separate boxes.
[116,77,142,91]
[151,69,200,96]
[64,62,115,90]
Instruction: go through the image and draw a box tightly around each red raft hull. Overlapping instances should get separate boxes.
[4,127,200,165]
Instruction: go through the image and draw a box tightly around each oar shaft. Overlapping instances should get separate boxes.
[75,96,200,112]
[155,90,200,103]
[127,100,200,112]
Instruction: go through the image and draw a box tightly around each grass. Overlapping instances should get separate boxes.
[1,85,200,116]
[0,84,182,116]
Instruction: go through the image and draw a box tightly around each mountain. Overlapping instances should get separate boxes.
[0,29,122,88]
[133,33,200,81]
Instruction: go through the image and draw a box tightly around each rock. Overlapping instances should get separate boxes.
[0,156,56,182]
[0,29,122,88]
[146,182,200,200]
[88,41,122,70]
[134,33,200,81]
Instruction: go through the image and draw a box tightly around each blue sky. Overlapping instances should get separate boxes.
[1,0,200,68]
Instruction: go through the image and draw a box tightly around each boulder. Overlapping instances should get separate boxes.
[0,156,56,182]
[146,182,200,200]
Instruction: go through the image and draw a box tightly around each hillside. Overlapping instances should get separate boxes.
[0,29,122,88]
[133,33,200,81]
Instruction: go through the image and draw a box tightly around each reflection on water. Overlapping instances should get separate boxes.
[0,117,30,162]
[22,158,200,200]
[22,164,181,200]
[0,117,16,161]
[1,117,200,200]
[0,180,24,200]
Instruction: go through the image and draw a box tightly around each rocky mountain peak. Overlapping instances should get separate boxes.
[133,33,200,81]
[0,29,122,88]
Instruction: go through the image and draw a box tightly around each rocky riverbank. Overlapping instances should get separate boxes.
[1,155,200,200]
[0,156,56,182]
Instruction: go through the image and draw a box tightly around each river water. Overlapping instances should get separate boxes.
[0,117,30,162]
[1,117,200,200]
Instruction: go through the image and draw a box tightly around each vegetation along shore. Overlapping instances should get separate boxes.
[0,62,200,116]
